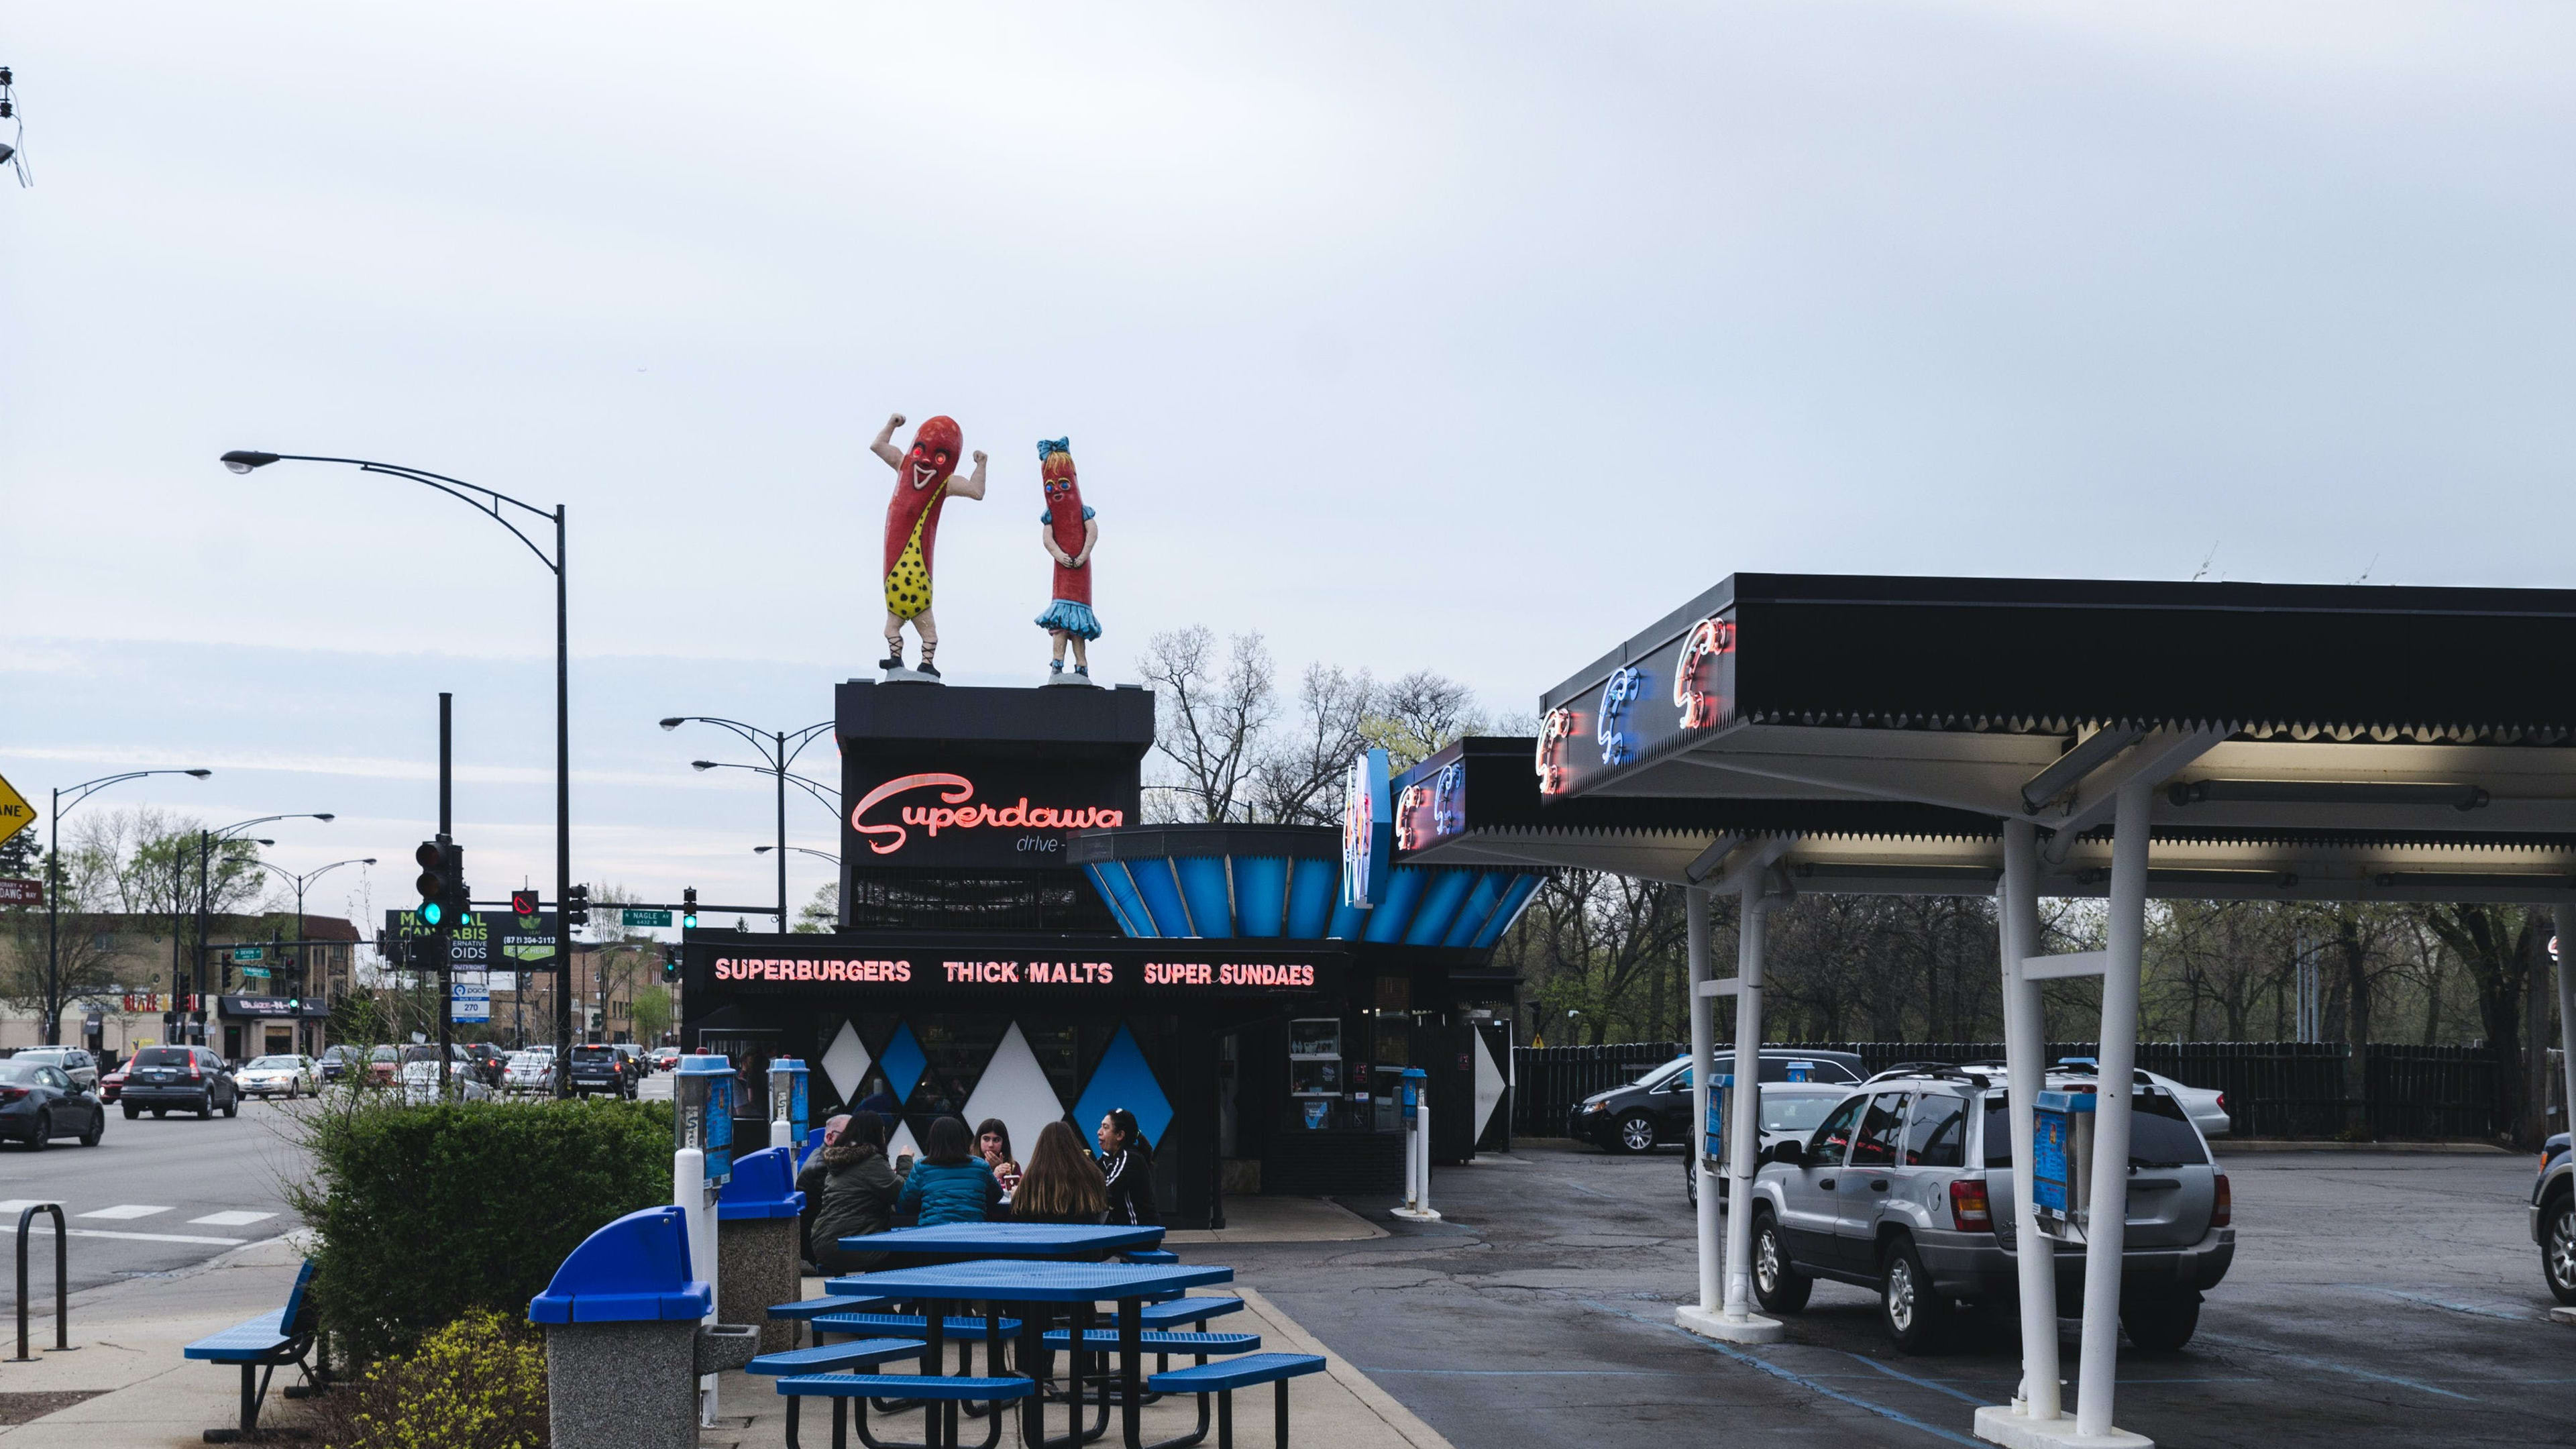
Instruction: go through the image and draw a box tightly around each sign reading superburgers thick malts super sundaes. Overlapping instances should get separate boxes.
[690,940,1341,998]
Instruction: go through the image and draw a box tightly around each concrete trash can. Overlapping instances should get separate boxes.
[529,1205,759,1449]
[717,1145,807,1352]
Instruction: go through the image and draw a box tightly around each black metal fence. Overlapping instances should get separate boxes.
[1511,1039,2505,1141]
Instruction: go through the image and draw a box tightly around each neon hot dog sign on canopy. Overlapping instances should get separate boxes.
[849,772,1126,855]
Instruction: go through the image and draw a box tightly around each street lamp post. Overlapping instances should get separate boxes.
[661,717,835,930]
[753,845,841,930]
[42,769,211,1046]
[246,856,375,1004]
[224,450,574,1095]
[199,815,331,1044]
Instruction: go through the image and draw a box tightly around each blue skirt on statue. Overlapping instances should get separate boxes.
[1035,598,1102,641]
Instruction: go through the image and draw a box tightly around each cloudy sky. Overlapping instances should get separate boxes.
[5,2,2573,927]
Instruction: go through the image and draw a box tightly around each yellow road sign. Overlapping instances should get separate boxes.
[0,773,32,850]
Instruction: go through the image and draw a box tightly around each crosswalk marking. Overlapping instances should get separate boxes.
[188,1211,275,1228]
[21,1226,254,1246]
[77,1204,172,1220]
[0,1199,58,1215]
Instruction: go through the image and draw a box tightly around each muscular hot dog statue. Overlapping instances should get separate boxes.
[871,412,987,680]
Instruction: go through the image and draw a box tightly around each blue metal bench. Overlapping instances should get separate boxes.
[1040,1329,1257,1355]
[1119,1249,1179,1265]
[775,1372,1034,1449]
[744,1336,926,1449]
[1139,1295,1244,1330]
[182,1259,320,1443]
[1147,1353,1326,1449]
[771,1293,897,1322]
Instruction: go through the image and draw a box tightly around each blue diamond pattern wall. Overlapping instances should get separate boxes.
[879,1022,928,1104]
[1072,1024,1173,1150]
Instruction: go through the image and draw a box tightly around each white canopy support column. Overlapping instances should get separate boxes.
[1679,866,1786,1344]
[1677,885,1723,1331]
[1978,788,2154,1449]
[1983,820,2062,1434]
[2557,894,2576,1167]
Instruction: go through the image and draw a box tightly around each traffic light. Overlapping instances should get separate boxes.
[413,839,470,928]
[661,945,681,982]
[681,887,699,930]
[566,883,590,928]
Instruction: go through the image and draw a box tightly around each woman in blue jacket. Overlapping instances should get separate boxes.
[896,1115,1003,1226]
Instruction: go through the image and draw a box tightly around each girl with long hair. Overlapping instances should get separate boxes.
[1012,1121,1109,1224]
[1095,1108,1159,1227]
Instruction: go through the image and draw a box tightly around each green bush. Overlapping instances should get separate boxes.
[314,1309,549,1449]
[287,1096,674,1364]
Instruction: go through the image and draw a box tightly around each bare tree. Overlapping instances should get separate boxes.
[1246,664,1377,825]
[1365,670,1485,771]
[1138,627,1277,822]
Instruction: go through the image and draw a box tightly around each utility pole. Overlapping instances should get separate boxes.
[437,692,453,1095]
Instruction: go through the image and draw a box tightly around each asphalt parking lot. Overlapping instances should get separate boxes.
[1229,1140,2569,1448]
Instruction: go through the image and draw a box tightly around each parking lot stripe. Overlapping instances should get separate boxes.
[1579,1299,1983,1446]
[2194,1330,2478,1402]
[2374,1289,2540,1322]
[1839,1352,1989,1405]
[76,1204,173,1220]
[187,1211,276,1227]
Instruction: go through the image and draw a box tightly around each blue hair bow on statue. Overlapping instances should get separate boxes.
[1036,437,1071,461]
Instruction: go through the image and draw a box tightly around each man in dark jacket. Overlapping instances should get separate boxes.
[805,1114,905,1273]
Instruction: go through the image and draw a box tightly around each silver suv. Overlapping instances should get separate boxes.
[1743,1066,2234,1353]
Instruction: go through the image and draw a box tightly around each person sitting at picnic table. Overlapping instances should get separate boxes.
[976,1117,1024,1198]
[1097,1108,1160,1227]
[895,1114,1003,1226]
[810,1112,906,1273]
[795,1112,851,1267]
[1010,1121,1109,1225]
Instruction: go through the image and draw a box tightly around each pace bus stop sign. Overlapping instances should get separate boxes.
[0,771,34,850]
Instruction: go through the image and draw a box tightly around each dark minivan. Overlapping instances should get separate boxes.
[119,1046,241,1120]
[1569,1049,1866,1154]
[566,1044,634,1099]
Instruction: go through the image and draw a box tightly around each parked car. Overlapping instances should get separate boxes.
[1994,1058,2230,1138]
[462,1042,509,1089]
[237,1055,319,1099]
[566,1043,635,1099]
[317,1043,366,1083]
[502,1051,555,1094]
[2532,1131,2576,1303]
[9,1046,101,1093]
[0,1057,106,1148]
[1683,1083,1854,1208]
[1569,1049,1867,1154]
[648,1046,681,1072]
[394,1059,493,1106]
[119,1045,241,1120]
[1742,1065,2233,1353]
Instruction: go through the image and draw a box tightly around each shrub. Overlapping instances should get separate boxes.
[286,1095,674,1363]
[310,1309,549,1449]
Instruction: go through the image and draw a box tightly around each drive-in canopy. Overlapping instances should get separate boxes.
[1397,573,2576,1449]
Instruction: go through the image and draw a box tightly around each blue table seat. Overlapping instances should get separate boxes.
[814,1311,1023,1337]
[1146,1354,1327,1449]
[184,1259,319,1443]
[769,1293,895,1321]
[777,1372,1037,1401]
[747,1337,928,1376]
[1139,1295,1244,1329]
[1042,1329,1258,1354]
[1120,1249,1179,1265]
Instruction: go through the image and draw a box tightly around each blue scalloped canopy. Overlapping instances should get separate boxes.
[1081,854,1538,945]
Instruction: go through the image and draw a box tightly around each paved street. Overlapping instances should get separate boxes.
[1230,1142,2573,1449]
[0,1098,308,1295]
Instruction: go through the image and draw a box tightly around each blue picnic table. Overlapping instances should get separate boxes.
[825,1256,1232,1449]
[831,1220,1165,1262]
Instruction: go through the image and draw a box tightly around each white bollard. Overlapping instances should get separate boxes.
[673,1146,718,1426]
[1393,1069,1441,1222]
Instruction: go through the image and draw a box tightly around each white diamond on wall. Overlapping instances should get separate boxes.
[960,1022,1071,1169]
[820,1019,872,1106]
[888,1118,922,1164]
[1474,1028,1507,1142]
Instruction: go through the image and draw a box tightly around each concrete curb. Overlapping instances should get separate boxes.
[2212,1140,2511,1155]
[1236,1285,1456,1449]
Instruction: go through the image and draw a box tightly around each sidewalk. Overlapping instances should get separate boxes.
[0,1231,309,1446]
[3,1231,1450,1449]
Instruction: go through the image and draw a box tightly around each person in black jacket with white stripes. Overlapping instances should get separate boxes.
[1095,1108,1160,1226]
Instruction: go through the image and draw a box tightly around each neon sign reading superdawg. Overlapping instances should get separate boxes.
[849,772,1127,855]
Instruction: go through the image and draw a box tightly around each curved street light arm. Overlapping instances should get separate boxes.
[237,453,559,574]
[59,768,211,816]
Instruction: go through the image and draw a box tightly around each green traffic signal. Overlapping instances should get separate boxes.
[421,901,444,927]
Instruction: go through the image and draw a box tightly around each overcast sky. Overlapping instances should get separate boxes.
[7,2,2575,926]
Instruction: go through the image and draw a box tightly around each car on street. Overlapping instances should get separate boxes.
[2532,1131,2576,1303]
[9,1046,101,1092]
[566,1043,635,1099]
[118,1044,241,1120]
[502,1051,554,1094]
[317,1043,366,1083]
[237,1054,319,1098]
[1569,1049,1867,1154]
[1741,1064,2232,1354]
[0,1057,106,1148]
[648,1046,680,1073]
[462,1042,509,1089]
[98,1061,128,1102]
[394,1059,494,1105]
[1684,1082,1854,1208]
